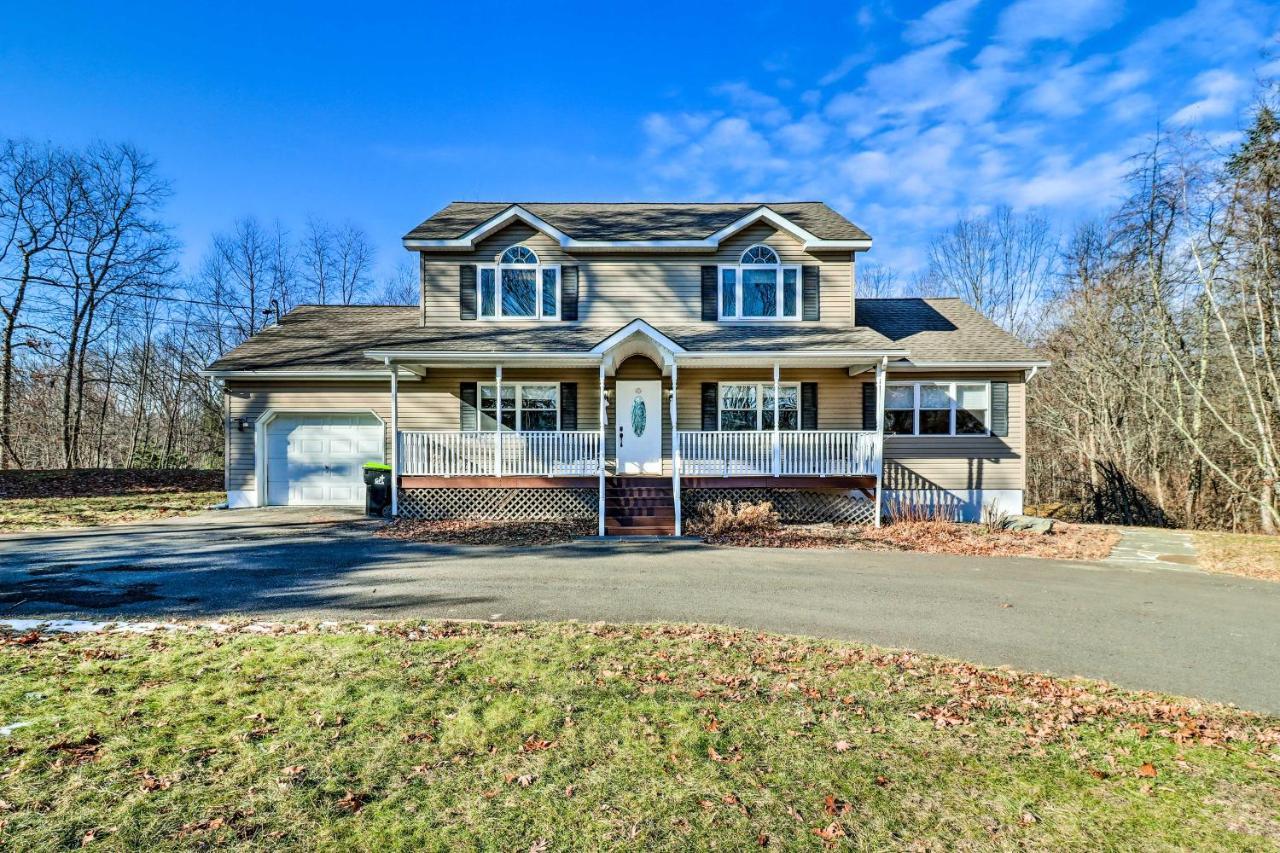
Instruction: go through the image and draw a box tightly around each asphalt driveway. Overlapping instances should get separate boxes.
[2,508,1278,714]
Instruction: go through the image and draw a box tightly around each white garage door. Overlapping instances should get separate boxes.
[265,413,384,506]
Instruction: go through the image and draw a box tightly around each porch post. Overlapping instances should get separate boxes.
[873,356,887,528]
[390,362,399,517]
[670,360,681,535]
[771,361,780,477]
[598,361,606,536]
[494,364,503,478]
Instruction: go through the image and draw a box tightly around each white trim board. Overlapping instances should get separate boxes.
[402,204,873,253]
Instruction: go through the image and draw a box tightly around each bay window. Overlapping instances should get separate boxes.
[478,383,560,432]
[478,246,559,319]
[719,383,799,431]
[718,245,800,320]
[883,382,990,436]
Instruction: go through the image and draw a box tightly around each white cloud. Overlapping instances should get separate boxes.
[636,0,1278,272]
[1168,69,1247,125]
[996,0,1123,46]
[904,0,983,45]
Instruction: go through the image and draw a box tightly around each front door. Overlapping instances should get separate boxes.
[616,379,663,475]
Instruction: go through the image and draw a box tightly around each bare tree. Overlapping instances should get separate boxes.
[0,142,77,467]
[856,262,901,298]
[924,205,1058,339]
[48,143,177,467]
[376,258,419,306]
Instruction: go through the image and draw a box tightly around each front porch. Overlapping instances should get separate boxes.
[377,319,891,535]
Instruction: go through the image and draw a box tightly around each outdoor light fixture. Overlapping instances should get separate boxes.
[235,417,250,432]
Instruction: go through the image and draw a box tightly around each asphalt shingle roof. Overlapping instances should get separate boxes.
[206,299,1040,373]
[854,298,1042,362]
[404,202,871,243]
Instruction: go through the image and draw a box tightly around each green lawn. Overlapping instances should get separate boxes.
[0,622,1276,849]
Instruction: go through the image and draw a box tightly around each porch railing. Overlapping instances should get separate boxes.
[677,430,881,477]
[398,430,601,477]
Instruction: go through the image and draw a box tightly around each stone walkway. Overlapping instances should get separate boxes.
[1105,527,1200,571]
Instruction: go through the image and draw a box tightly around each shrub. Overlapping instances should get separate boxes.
[694,500,781,536]
[885,496,959,524]
[980,500,1014,534]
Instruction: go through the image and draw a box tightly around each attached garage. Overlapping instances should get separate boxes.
[263,412,385,506]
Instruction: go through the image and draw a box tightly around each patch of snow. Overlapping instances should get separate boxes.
[0,721,31,736]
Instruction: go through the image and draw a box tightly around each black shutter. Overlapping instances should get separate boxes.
[459,265,477,320]
[862,382,877,431]
[801,382,818,430]
[991,381,1009,437]
[701,266,718,321]
[560,266,579,321]
[459,382,478,430]
[701,383,718,430]
[802,266,820,321]
[560,382,577,430]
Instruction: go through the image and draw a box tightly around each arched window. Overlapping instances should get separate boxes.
[501,246,538,265]
[717,244,800,320]
[477,245,560,319]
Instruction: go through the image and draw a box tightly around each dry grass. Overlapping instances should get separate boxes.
[378,517,594,545]
[698,518,1121,561]
[692,499,781,536]
[1193,531,1280,583]
[0,469,224,533]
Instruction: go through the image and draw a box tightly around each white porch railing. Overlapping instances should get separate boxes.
[398,430,601,477]
[677,430,881,477]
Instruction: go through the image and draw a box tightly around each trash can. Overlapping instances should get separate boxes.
[362,462,392,517]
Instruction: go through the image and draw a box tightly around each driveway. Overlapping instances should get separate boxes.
[2,508,1278,714]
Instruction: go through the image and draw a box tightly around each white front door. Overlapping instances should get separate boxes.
[265,413,384,506]
[616,380,663,475]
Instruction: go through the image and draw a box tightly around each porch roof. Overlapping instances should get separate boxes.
[203,299,1044,376]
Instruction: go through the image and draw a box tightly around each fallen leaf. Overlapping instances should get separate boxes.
[1137,763,1157,778]
[833,740,852,753]
[564,784,575,798]
[813,821,845,841]
[336,790,366,813]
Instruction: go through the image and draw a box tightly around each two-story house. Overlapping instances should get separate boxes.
[205,202,1047,535]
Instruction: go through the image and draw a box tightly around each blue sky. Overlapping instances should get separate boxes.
[3,0,1277,280]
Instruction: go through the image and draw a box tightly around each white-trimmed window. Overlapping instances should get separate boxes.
[478,383,559,431]
[719,382,800,431]
[478,246,559,320]
[718,244,800,320]
[883,381,990,436]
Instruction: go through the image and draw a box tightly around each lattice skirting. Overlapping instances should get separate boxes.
[398,488,598,521]
[682,488,878,526]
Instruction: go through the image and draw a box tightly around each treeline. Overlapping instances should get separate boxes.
[0,141,413,471]
[904,91,1278,533]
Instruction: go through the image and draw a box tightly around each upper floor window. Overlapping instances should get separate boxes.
[718,244,800,321]
[478,245,559,320]
[884,381,990,436]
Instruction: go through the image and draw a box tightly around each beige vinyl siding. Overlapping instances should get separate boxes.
[881,371,1025,492]
[420,220,856,328]
[225,369,600,494]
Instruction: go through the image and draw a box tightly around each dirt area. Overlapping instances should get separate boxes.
[378,517,594,545]
[699,519,1121,561]
[0,468,221,500]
